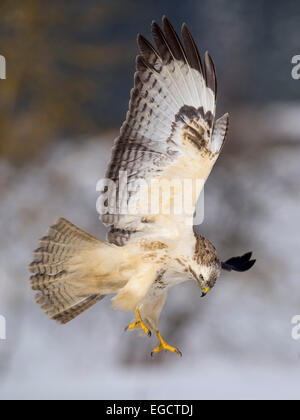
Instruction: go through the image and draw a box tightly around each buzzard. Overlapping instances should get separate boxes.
[29,17,255,356]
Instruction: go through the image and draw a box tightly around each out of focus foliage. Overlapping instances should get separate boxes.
[0,0,299,164]
[0,0,131,163]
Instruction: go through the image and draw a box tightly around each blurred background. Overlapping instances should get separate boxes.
[1,0,300,400]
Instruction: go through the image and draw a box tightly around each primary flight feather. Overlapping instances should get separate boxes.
[29,17,255,356]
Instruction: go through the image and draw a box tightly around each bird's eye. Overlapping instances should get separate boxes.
[198,274,205,284]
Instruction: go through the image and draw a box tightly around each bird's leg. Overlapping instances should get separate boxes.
[125,308,151,337]
[151,331,182,357]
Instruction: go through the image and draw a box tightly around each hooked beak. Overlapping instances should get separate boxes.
[201,288,210,298]
[197,278,210,297]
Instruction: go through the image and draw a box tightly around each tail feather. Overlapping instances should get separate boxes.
[29,260,65,276]
[52,294,105,324]
[30,271,67,291]
[29,218,106,323]
[47,218,99,245]
[35,281,80,318]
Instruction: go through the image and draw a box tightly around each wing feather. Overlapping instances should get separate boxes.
[181,23,204,77]
[100,18,228,246]
[162,17,197,105]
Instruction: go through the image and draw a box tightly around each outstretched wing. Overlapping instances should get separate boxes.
[99,17,229,246]
[222,252,256,272]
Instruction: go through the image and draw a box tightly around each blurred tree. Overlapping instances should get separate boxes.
[1,0,299,164]
[0,0,130,164]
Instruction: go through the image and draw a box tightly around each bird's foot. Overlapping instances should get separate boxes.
[125,309,151,337]
[151,331,182,357]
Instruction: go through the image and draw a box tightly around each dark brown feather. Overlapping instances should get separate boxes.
[151,21,172,65]
[53,295,105,324]
[181,23,204,76]
[204,51,217,99]
[162,16,186,62]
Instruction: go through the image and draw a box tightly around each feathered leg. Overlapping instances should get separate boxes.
[138,290,182,356]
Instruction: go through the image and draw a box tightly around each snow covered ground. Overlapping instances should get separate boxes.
[1,104,300,399]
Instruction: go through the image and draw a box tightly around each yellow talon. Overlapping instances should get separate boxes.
[151,331,182,357]
[125,309,151,337]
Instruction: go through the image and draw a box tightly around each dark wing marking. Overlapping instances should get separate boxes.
[222,252,256,272]
[100,17,227,246]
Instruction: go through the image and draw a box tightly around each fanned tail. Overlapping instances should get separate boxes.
[29,218,106,324]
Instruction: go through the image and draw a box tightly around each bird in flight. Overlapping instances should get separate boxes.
[29,17,255,357]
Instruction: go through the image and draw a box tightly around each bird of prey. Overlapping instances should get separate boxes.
[29,17,255,356]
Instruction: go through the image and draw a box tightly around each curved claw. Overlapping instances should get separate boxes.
[151,345,182,357]
[151,331,182,357]
[124,309,151,337]
[124,325,130,333]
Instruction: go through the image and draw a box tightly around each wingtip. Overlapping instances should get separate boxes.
[151,20,160,33]
[181,22,189,35]
[181,22,190,39]
[204,51,217,98]
[243,259,256,271]
[204,50,212,61]
[162,16,177,35]
[222,113,230,126]
[242,260,256,272]
[243,251,253,260]
[137,33,146,47]
[162,15,169,32]
[223,252,256,272]
[205,51,216,67]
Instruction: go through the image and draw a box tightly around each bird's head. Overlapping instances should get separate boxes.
[192,235,221,297]
[196,264,221,296]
